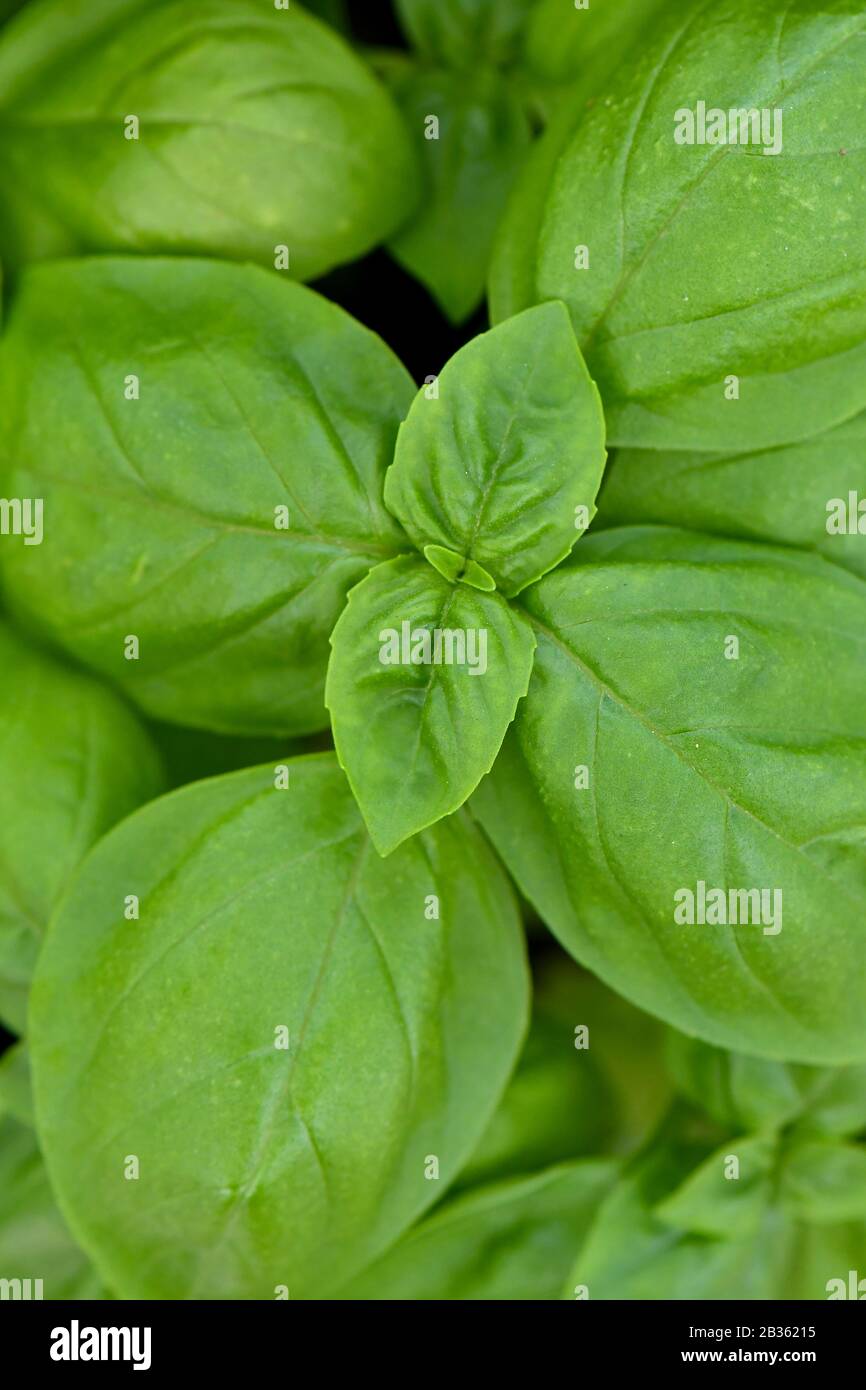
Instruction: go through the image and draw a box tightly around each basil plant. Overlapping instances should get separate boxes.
[0,0,863,1304]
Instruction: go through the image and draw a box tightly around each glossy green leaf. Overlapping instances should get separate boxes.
[337,1158,618,1300]
[396,0,535,68]
[0,1116,103,1299]
[387,65,531,323]
[0,1041,32,1126]
[326,555,535,855]
[0,621,164,1034]
[30,754,529,1299]
[473,527,866,1063]
[0,0,418,275]
[598,410,866,583]
[384,303,607,597]
[0,258,412,736]
[781,1138,866,1224]
[493,0,866,451]
[655,1133,776,1240]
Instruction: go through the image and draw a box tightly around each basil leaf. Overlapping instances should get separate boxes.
[384,303,607,597]
[0,621,164,1035]
[523,0,668,93]
[396,0,535,68]
[781,1220,866,1299]
[326,555,535,855]
[455,1005,613,1192]
[667,1031,866,1137]
[0,1116,103,1299]
[0,0,418,275]
[665,1032,805,1132]
[387,65,531,323]
[0,1041,32,1126]
[781,1138,866,1224]
[567,1138,785,1300]
[0,258,412,736]
[30,754,528,1299]
[337,1159,618,1300]
[654,1133,776,1240]
[493,0,866,451]
[472,528,866,1063]
[599,411,866,583]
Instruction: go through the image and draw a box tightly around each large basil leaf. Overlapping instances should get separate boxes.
[326,556,535,855]
[0,0,418,275]
[385,303,606,596]
[599,411,866,582]
[492,0,866,451]
[0,1116,103,1299]
[0,620,164,1035]
[387,64,531,323]
[30,754,528,1299]
[396,0,535,68]
[473,527,866,1063]
[667,1032,866,1137]
[0,258,412,736]
[336,1158,618,1300]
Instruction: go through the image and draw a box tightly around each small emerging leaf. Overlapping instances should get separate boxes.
[385,302,607,597]
[326,556,535,855]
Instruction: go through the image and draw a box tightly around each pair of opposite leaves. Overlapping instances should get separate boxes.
[3,258,866,1068]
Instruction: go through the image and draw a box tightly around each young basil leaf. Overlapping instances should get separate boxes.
[493,0,866,451]
[654,1133,776,1240]
[0,1116,104,1299]
[384,303,607,597]
[326,555,535,856]
[0,1040,32,1126]
[0,258,412,736]
[781,1219,866,1299]
[30,754,529,1299]
[665,1032,805,1133]
[781,1138,866,1224]
[395,0,535,69]
[523,0,668,94]
[0,0,418,275]
[0,621,164,1035]
[336,1158,618,1300]
[567,1138,786,1300]
[598,411,866,583]
[454,1006,613,1192]
[666,1031,866,1137]
[472,527,866,1063]
[387,65,532,323]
